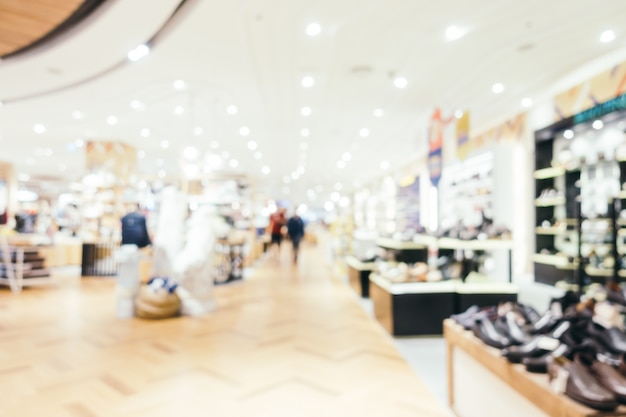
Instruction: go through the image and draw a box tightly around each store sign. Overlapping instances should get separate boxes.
[573,93,626,125]
[428,108,445,187]
[456,111,470,161]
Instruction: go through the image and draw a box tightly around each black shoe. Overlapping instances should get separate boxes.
[503,320,571,363]
[588,321,626,354]
[472,317,513,349]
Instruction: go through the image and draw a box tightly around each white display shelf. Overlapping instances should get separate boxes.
[369,273,460,294]
[344,256,376,271]
[584,266,613,277]
[376,237,429,250]
[534,196,566,207]
[535,226,566,235]
[533,166,565,179]
[437,237,514,251]
[532,253,571,267]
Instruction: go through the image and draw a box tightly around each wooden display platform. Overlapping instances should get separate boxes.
[345,256,376,298]
[444,319,626,417]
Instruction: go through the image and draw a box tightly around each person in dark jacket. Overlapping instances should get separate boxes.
[121,205,151,248]
[286,212,305,263]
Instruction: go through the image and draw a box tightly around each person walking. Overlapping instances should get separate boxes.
[268,208,287,260]
[286,212,305,263]
[121,204,151,248]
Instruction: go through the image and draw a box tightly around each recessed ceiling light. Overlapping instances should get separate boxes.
[230,159,239,168]
[300,142,308,150]
[239,126,250,136]
[445,25,466,41]
[492,83,504,94]
[158,170,166,178]
[331,192,341,202]
[173,80,186,90]
[373,108,384,118]
[563,129,574,139]
[227,105,238,115]
[380,160,390,170]
[521,97,533,108]
[306,22,321,36]
[261,165,270,175]
[127,44,150,62]
[140,128,150,138]
[248,140,258,150]
[337,160,346,169]
[174,105,185,115]
[291,172,299,181]
[254,151,263,160]
[301,106,312,116]
[454,110,464,119]
[301,76,315,88]
[75,138,84,148]
[210,141,220,149]
[301,128,310,137]
[393,77,408,89]
[72,110,83,119]
[138,150,146,159]
[194,127,204,135]
[600,30,616,43]
[324,201,334,211]
[130,100,144,110]
[297,166,305,175]
[33,124,46,134]
[161,140,170,149]
[592,119,604,130]
[359,128,370,138]
[339,196,350,208]
[184,146,198,159]
[342,152,352,161]
[107,115,118,125]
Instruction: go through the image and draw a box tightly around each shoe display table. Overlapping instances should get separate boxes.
[443,319,626,417]
[370,274,458,335]
[375,237,434,263]
[345,256,376,298]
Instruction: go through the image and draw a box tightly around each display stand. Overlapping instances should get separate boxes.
[345,256,376,298]
[444,319,626,417]
[375,236,435,263]
[0,239,52,293]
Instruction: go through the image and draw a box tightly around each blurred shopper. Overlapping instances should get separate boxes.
[268,207,287,260]
[121,204,151,248]
[287,212,305,263]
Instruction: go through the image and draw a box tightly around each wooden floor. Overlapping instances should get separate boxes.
[0,242,449,417]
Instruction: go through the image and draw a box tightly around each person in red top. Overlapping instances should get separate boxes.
[268,208,287,260]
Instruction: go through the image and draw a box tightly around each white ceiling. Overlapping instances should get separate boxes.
[1,0,626,205]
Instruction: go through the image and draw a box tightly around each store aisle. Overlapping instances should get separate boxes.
[0,242,450,417]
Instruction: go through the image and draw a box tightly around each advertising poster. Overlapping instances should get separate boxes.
[456,111,470,161]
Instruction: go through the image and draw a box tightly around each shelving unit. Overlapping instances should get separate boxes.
[0,239,52,293]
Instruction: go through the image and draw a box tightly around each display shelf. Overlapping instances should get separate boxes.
[533,166,565,180]
[437,237,514,251]
[531,253,571,267]
[535,226,566,235]
[534,196,566,207]
[345,256,376,271]
[444,319,626,417]
[345,255,376,298]
[618,191,626,199]
[375,237,429,250]
[584,266,614,277]
[618,270,626,278]
[0,242,52,293]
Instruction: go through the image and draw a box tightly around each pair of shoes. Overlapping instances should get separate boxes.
[502,321,572,364]
[548,354,621,411]
[472,316,514,349]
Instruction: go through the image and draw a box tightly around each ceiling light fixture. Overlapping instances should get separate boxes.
[300,142,308,150]
[107,115,118,125]
[342,152,352,161]
[138,150,146,159]
[380,160,390,170]
[210,141,220,149]
[75,139,84,148]
[592,120,604,130]
[261,165,270,175]
[127,44,150,62]
[33,124,46,134]
[301,106,312,116]
[254,151,262,160]
[72,110,83,119]
[306,22,321,36]
[239,126,250,136]
[140,128,150,137]
[393,77,408,89]
[454,110,464,119]
[227,105,238,115]
[173,80,186,90]
[301,76,315,88]
[339,196,350,208]
[283,176,291,184]
[373,108,384,117]
[130,100,144,110]
[301,128,310,137]
[521,97,533,108]
[161,140,170,149]
[445,25,466,41]
[492,83,504,94]
[230,159,239,168]
[334,183,343,191]
[359,128,370,138]
[248,140,258,150]
[194,127,204,135]
[158,170,166,178]
[563,129,574,139]
[174,105,185,115]
[601,30,616,43]
[337,160,346,169]
[184,146,198,159]
[324,201,334,211]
